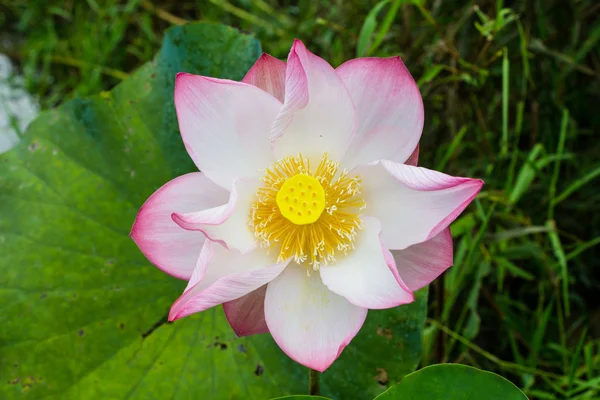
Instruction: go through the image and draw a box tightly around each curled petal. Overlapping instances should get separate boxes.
[169,241,289,321]
[392,228,454,292]
[242,54,286,103]
[337,57,423,168]
[223,286,269,337]
[265,264,367,372]
[174,73,281,189]
[356,160,483,250]
[130,173,228,280]
[271,39,357,161]
[320,217,414,309]
[171,178,261,253]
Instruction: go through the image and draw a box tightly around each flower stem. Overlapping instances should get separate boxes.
[308,368,320,395]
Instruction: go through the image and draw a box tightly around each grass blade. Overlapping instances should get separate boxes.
[567,329,588,390]
[436,125,468,170]
[553,165,600,205]
[505,100,525,191]
[494,257,535,281]
[501,47,509,156]
[548,109,569,220]
[546,220,570,316]
[529,302,553,368]
[584,342,594,380]
[368,0,402,55]
[509,143,544,205]
[356,0,390,57]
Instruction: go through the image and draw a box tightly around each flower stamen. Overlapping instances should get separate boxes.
[250,153,365,269]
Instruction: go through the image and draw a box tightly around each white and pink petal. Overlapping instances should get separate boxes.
[223,286,269,337]
[337,57,424,168]
[174,74,281,189]
[242,54,286,103]
[130,172,228,280]
[320,217,414,309]
[356,161,483,250]
[264,263,367,372]
[405,144,419,166]
[392,228,454,292]
[171,178,261,253]
[169,241,289,321]
[271,39,357,161]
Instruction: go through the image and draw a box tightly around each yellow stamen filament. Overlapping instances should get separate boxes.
[250,153,365,269]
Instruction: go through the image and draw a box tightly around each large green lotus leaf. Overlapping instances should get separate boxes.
[0,22,426,399]
[375,364,528,400]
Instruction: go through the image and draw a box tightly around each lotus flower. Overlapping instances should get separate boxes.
[131,39,483,372]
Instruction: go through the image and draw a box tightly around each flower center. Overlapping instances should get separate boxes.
[275,174,326,225]
[250,153,365,269]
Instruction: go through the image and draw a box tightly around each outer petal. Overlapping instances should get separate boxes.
[337,57,424,168]
[356,161,483,250]
[242,54,286,103]
[270,39,357,161]
[174,74,281,189]
[405,145,419,166]
[392,228,453,292]
[264,264,368,372]
[320,217,414,309]
[223,286,269,337]
[130,173,228,280]
[169,241,289,321]
[171,178,261,253]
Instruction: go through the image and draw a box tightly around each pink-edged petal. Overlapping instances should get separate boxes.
[264,264,367,372]
[392,228,453,292]
[223,286,269,337]
[356,161,483,250]
[130,172,228,280]
[405,144,419,166]
[242,54,286,103]
[171,178,261,253]
[320,217,414,309]
[270,39,357,161]
[337,57,424,168]
[174,73,281,189]
[169,241,289,321]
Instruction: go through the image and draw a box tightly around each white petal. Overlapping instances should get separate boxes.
[174,73,281,189]
[320,217,414,309]
[264,264,367,372]
[171,178,261,253]
[270,40,357,161]
[356,160,483,250]
[169,241,288,321]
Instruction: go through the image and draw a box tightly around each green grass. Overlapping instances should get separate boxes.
[2,0,599,398]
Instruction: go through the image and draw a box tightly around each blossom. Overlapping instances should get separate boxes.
[130,39,483,372]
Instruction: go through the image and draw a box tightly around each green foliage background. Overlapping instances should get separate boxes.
[1,0,599,399]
